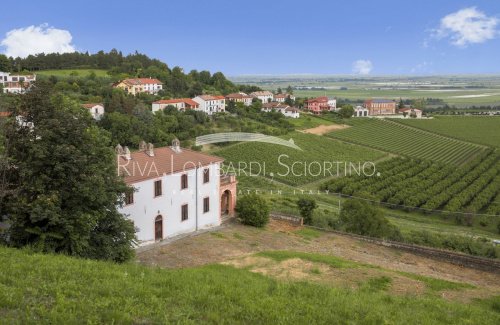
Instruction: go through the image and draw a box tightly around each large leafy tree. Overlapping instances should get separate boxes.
[1,82,136,262]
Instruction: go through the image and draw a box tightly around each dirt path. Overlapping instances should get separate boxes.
[301,124,350,135]
[137,220,500,293]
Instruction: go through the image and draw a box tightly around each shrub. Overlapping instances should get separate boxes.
[235,194,270,227]
[297,198,317,225]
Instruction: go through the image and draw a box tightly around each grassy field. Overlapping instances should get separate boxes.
[327,119,486,165]
[395,116,500,148]
[215,132,386,186]
[287,115,333,129]
[1,246,499,324]
[36,69,109,78]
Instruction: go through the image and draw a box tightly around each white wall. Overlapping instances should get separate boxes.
[119,162,221,244]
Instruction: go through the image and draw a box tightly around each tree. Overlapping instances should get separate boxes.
[286,85,293,95]
[235,194,270,227]
[1,83,136,262]
[276,87,282,94]
[297,198,317,225]
[338,105,354,118]
[338,199,400,239]
[0,54,11,71]
[398,97,404,110]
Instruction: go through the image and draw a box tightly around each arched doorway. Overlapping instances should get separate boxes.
[221,190,231,216]
[154,215,163,241]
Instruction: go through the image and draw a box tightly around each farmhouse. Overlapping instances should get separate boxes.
[261,102,300,118]
[250,91,274,103]
[304,96,330,114]
[152,98,200,113]
[398,108,422,118]
[82,103,105,120]
[193,95,226,115]
[364,99,396,115]
[113,78,163,95]
[273,93,295,103]
[117,140,237,245]
[225,92,253,106]
[354,105,369,117]
[0,72,36,93]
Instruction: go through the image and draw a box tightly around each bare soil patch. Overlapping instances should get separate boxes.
[301,124,350,135]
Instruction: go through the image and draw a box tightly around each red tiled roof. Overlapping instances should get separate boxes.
[81,103,103,109]
[121,78,163,86]
[225,93,252,99]
[197,95,225,101]
[0,111,11,117]
[153,98,199,106]
[250,91,273,96]
[118,146,224,184]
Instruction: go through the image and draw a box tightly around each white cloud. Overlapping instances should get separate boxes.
[352,60,373,75]
[434,7,499,47]
[1,23,76,58]
[411,61,432,74]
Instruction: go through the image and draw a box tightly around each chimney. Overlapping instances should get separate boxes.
[171,138,182,153]
[146,143,155,157]
[139,140,147,151]
[115,144,124,155]
[123,146,131,160]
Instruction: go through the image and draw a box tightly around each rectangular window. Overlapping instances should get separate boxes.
[181,174,188,189]
[181,204,188,221]
[125,191,134,205]
[203,168,210,183]
[203,197,210,213]
[154,180,162,197]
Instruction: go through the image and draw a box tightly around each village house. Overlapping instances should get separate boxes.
[82,103,105,120]
[364,99,396,115]
[328,97,337,111]
[192,95,226,115]
[152,98,200,113]
[0,72,36,93]
[117,140,237,245]
[304,96,330,114]
[273,93,296,103]
[225,92,253,106]
[250,91,274,103]
[113,78,163,95]
[398,107,423,118]
[261,102,300,118]
[353,105,369,117]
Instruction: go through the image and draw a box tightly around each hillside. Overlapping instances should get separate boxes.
[2,224,500,324]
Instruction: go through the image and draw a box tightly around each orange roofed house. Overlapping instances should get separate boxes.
[192,95,226,115]
[151,98,200,113]
[113,78,163,95]
[364,99,396,115]
[117,140,237,245]
[225,92,254,106]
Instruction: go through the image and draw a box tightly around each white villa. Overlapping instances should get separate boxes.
[82,103,105,120]
[399,108,423,118]
[328,97,337,111]
[152,98,200,113]
[250,91,274,103]
[117,140,237,245]
[0,71,36,93]
[193,95,226,115]
[261,102,300,118]
[273,93,295,103]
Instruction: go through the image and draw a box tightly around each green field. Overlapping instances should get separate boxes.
[1,246,498,324]
[287,115,334,129]
[327,119,486,165]
[36,69,109,78]
[395,116,500,148]
[215,132,386,186]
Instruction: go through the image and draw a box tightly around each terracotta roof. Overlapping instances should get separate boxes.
[0,111,11,117]
[121,78,163,86]
[305,96,328,103]
[366,99,394,103]
[250,91,273,96]
[274,93,293,98]
[118,146,224,184]
[82,103,103,109]
[153,98,199,106]
[225,93,252,99]
[196,95,225,101]
[262,102,289,109]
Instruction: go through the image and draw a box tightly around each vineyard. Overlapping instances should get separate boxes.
[215,132,386,186]
[327,119,486,165]
[320,150,500,215]
[394,116,500,148]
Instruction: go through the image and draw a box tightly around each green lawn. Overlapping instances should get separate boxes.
[394,116,500,148]
[288,114,334,129]
[1,246,499,324]
[36,69,109,78]
[216,132,386,186]
[327,119,486,165]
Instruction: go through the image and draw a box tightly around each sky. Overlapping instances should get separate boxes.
[0,0,499,76]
